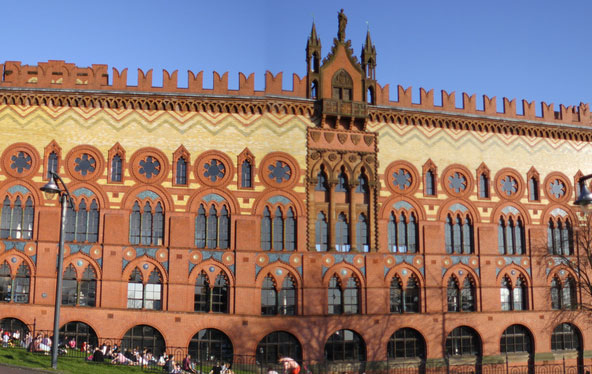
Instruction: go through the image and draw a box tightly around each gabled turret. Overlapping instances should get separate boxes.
[306,22,321,99]
[361,29,377,104]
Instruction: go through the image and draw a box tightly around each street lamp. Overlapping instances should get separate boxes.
[40,171,73,370]
[574,174,592,211]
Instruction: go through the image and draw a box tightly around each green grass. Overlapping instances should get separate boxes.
[0,347,149,373]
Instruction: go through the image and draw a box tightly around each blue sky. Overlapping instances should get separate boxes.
[2,1,591,111]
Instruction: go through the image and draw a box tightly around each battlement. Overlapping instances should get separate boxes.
[1,60,589,126]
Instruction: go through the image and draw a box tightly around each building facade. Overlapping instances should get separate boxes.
[0,9,591,368]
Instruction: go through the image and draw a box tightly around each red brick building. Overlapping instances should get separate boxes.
[0,9,590,370]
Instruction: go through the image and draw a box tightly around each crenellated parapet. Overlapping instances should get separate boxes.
[0,60,307,98]
[373,84,591,126]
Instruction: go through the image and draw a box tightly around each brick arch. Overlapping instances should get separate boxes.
[255,263,302,289]
[120,184,174,212]
[308,158,332,181]
[385,264,424,288]
[540,203,578,224]
[67,181,109,210]
[186,187,240,215]
[436,198,480,223]
[115,323,167,346]
[495,264,530,286]
[121,256,168,284]
[330,160,355,182]
[546,266,578,285]
[59,318,100,339]
[63,254,102,280]
[321,263,366,289]
[379,196,426,221]
[0,179,42,207]
[252,189,306,218]
[490,201,531,226]
[0,250,35,276]
[188,259,235,286]
[441,264,480,288]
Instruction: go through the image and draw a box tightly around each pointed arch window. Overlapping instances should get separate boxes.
[335,170,348,192]
[335,213,350,252]
[447,277,460,312]
[111,154,123,182]
[551,276,577,310]
[212,273,229,313]
[528,176,540,201]
[425,170,435,196]
[278,276,297,315]
[273,207,284,251]
[328,276,342,315]
[548,218,573,255]
[195,203,230,250]
[479,173,489,198]
[285,208,296,251]
[388,211,418,253]
[47,151,58,179]
[501,276,528,311]
[315,168,329,191]
[315,212,328,251]
[404,276,420,313]
[194,272,210,312]
[390,277,403,313]
[343,277,360,314]
[261,206,296,251]
[0,262,30,303]
[356,213,369,252]
[461,276,476,312]
[241,159,252,188]
[261,207,272,251]
[0,195,34,240]
[127,267,162,310]
[445,214,473,254]
[261,275,277,316]
[62,264,96,307]
[65,198,99,243]
[129,200,164,246]
[175,157,188,185]
[498,215,525,255]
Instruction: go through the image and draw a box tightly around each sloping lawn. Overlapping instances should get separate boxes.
[0,347,147,373]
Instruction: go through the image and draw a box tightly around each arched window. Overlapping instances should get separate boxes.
[127,267,162,310]
[404,276,420,313]
[59,321,98,350]
[498,215,525,255]
[388,328,426,359]
[425,170,435,196]
[500,325,533,355]
[551,323,580,352]
[335,169,348,192]
[261,207,272,251]
[528,177,539,201]
[261,205,296,251]
[111,154,122,182]
[0,318,29,338]
[390,276,402,313]
[548,218,573,256]
[194,271,210,312]
[445,214,473,254]
[0,195,34,240]
[212,273,229,313]
[0,261,30,303]
[316,167,329,191]
[47,151,58,179]
[261,275,277,316]
[446,326,481,357]
[479,173,489,198]
[189,328,233,363]
[279,276,297,315]
[241,160,252,188]
[195,203,230,250]
[176,157,187,185]
[356,213,369,252]
[315,212,328,251]
[129,200,164,246]
[461,276,476,312]
[121,325,166,358]
[331,70,353,101]
[325,329,366,362]
[501,275,528,311]
[343,277,360,314]
[61,264,96,307]
[551,277,561,310]
[256,331,302,365]
[328,276,342,315]
[551,275,577,310]
[447,276,460,312]
[65,198,99,243]
[388,211,418,253]
[335,213,350,252]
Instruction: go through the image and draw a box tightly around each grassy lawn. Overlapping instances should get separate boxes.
[0,347,149,373]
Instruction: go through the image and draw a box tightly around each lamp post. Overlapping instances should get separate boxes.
[40,171,73,370]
